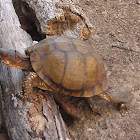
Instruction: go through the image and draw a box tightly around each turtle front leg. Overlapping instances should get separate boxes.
[98,91,133,109]
[20,72,36,98]
[19,72,50,99]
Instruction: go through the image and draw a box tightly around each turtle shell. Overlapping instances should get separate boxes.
[27,36,107,97]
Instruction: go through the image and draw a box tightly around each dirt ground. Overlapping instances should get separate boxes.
[66,0,140,140]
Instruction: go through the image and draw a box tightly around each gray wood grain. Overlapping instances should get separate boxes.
[0,0,70,139]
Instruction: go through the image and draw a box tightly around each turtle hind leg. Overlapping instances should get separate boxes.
[98,90,133,110]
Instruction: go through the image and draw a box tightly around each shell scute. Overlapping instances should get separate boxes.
[83,55,98,88]
[62,52,84,90]
[30,51,42,72]
[43,50,65,84]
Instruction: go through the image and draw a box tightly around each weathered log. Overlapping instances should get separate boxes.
[22,0,92,40]
[0,0,71,139]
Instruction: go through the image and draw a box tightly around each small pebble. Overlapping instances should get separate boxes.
[137,0,140,4]
[87,128,93,132]
[85,1,91,5]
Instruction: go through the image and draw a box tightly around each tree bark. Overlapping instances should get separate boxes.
[22,0,92,40]
[0,0,71,139]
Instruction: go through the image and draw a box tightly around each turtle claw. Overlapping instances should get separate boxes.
[117,103,127,111]
[17,91,27,99]
[25,49,30,55]
[117,101,131,111]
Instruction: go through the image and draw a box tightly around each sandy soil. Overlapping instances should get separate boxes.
[66,0,140,140]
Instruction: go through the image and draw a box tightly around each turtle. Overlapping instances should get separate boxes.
[0,36,132,106]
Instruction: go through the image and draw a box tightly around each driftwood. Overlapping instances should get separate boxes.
[0,0,93,139]
[0,0,81,139]
[20,0,91,42]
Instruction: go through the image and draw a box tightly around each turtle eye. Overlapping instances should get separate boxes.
[25,50,30,55]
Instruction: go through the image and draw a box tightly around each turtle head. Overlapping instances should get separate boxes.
[0,48,18,67]
[0,48,32,70]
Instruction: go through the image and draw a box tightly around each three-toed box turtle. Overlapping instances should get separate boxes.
[0,36,131,104]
